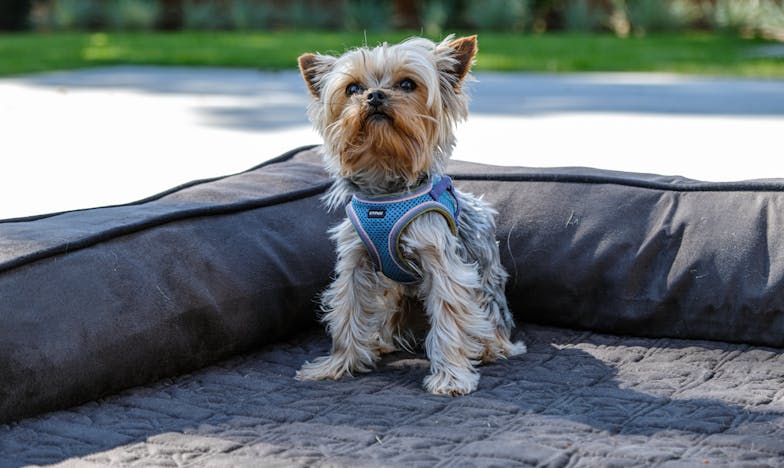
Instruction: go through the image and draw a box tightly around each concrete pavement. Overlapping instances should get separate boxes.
[2,66,783,219]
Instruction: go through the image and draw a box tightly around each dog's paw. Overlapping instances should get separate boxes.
[508,340,527,356]
[295,353,376,381]
[481,338,527,363]
[295,356,350,381]
[423,368,479,396]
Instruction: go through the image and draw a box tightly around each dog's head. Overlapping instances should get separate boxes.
[298,35,477,190]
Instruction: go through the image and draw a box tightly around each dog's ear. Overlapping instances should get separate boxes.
[446,35,477,86]
[298,53,336,98]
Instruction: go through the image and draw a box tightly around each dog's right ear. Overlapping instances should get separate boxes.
[298,53,336,98]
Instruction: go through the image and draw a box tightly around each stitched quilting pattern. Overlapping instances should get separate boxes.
[2,325,783,466]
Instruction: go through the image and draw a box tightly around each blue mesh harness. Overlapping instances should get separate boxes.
[346,175,460,284]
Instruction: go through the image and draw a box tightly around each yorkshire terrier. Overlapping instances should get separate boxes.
[295,35,525,396]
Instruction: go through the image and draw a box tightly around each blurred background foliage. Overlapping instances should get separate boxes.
[0,0,781,40]
[2,1,783,77]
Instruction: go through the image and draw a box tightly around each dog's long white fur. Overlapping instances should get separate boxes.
[295,35,525,395]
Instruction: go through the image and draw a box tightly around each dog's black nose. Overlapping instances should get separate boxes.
[367,89,387,108]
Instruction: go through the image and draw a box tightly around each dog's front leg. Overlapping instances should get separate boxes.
[296,219,385,381]
[403,213,497,396]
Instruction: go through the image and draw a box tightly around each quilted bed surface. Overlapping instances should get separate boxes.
[2,324,783,467]
[4,146,784,465]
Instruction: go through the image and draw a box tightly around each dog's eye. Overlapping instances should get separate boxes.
[398,78,416,92]
[345,83,364,96]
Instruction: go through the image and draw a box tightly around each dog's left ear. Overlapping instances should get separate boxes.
[298,53,337,98]
[448,35,477,84]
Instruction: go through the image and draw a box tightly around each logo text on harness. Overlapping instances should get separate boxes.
[368,209,386,218]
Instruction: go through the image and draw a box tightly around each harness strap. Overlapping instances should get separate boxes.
[346,175,460,283]
[429,175,460,220]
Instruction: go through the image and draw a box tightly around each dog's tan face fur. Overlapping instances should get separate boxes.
[298,36,477,191]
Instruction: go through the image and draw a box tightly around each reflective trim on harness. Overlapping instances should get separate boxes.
[346,175,460,283]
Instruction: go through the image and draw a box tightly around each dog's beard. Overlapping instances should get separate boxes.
[326,100,439,187]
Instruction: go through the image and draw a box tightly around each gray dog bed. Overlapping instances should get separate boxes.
[1,145,783,465]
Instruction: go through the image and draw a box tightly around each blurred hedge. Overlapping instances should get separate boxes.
[8,0,784,40]
[0,0,32,30]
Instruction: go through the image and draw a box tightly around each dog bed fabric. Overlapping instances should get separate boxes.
[2,324,783,466]
[1,145,784,426]
[0,146,338,423]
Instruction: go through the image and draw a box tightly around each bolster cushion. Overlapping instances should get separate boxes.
[1,145,783,422]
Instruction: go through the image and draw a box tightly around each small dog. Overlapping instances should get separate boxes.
[295,35,525,396]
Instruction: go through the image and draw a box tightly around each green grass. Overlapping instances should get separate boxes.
[1,30,782,78]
